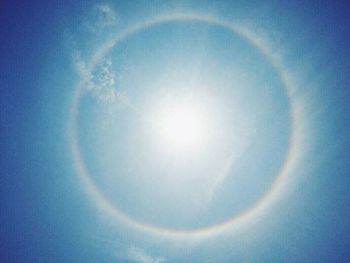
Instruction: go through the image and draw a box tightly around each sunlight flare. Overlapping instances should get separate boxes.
[157,101,207,150]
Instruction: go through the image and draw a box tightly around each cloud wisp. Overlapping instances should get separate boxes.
[127,245,166,263]
[74,51,129,106]
[85,3,118,33]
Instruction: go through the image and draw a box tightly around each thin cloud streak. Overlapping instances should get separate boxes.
[127,245,166,263]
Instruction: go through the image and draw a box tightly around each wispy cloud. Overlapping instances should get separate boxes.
[73,51,129,106]
[85,3,118,33]
[127,245,166,263]
[87,57,117,104]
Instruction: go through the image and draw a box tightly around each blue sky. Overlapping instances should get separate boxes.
[1,1,350,262]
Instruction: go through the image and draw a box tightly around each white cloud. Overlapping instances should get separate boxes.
[87,3,118,33]
[73,52,129,106]
[87,58,116,103]
[127,245,166,263]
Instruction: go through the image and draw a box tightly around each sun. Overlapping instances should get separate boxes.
[157,101,207,151]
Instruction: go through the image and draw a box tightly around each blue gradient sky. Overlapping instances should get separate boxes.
[1,1,350,262]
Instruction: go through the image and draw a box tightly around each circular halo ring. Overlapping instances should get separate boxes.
[70,13,301,240]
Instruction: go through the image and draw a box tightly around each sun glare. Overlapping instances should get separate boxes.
[158,103,207,150]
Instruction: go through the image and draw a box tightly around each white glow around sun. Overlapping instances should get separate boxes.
[147,93,210,152]
[159,104,206,149]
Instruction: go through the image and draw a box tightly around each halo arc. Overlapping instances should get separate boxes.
[69,13,302,240]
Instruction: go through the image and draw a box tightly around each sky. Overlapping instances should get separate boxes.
[1,1,350,262]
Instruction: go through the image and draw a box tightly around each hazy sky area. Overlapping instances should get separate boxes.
[1,1,350,262]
